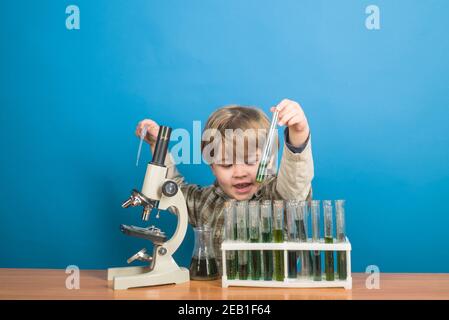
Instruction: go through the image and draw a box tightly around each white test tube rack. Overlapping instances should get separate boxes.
[221,237,352,289]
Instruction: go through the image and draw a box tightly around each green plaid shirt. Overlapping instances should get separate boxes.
[166,135,314,275]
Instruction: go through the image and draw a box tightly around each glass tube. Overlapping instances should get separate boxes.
[272,200,285,281]
[236,201,249,280]
[248,201,261,280]
[323,200,335,281]
[223,200,237,279]
[335,200,347,280]
[297,201,312,279]
[311,200,322,281]
[286,200,298,278]
[260,200,273,280]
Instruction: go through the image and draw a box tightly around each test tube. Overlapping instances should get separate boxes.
[248,201,262,280]
[256,110,279,183]
[236,201,249,279]
[273,200,285,281]
[335,200,347,280]
[286,200,298,278]
[323,200,335,281]
[260,200,273,280]
[297,201,312,279]
[223,200,237,280]
[311,200,322,281]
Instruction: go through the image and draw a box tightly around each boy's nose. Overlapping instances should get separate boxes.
[232,164,248,178]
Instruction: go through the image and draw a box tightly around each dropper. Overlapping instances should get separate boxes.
[256,109,279,183]
[136,125,148,167]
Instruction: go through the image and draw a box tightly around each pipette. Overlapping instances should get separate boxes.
[136,125,148,167]
[256,109,279,183]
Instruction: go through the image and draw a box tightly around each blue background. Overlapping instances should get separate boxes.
[1,0,448,272]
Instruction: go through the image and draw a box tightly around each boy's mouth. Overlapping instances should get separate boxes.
[233,182,253,194]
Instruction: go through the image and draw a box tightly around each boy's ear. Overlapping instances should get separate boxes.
[210,164,217,176]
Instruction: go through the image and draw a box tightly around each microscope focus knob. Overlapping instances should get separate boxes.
[162,181,178,197]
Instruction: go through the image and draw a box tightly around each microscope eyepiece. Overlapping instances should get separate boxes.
[151,126,172,166]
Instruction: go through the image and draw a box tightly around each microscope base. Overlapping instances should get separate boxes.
[108,266,189,290]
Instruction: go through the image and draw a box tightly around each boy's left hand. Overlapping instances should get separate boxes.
[270,99,310,148]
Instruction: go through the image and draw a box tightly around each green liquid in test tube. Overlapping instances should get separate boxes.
[323,200,335,281]
[286,200,298,278]
[297,201,312,279]
[256,110,279,183]
[236,201,249,280]
[335,200,347,280]
[311,200,322,281]
[273,200,285,281]
[223,200,237,280]
[260,200,273,281]
[248,201,261,280]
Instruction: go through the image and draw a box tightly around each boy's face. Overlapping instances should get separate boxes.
[211,149,262,201]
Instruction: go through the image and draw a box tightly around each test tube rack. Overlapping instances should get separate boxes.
[221,237,352,289]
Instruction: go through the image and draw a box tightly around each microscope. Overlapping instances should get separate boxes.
[107,126,190,290]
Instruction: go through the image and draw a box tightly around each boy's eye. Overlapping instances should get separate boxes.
[245,158,259,165]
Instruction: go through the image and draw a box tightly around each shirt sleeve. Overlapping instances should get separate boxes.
[284,127,310,154]
[275,132,314,200]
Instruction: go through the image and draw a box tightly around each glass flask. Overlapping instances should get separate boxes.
[189,225,219,280]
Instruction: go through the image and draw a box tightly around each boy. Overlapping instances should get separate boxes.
[135,98,314,274]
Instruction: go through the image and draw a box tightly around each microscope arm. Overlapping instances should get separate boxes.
[157,181,189,256]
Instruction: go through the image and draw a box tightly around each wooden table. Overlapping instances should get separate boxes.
[0,269,448,300]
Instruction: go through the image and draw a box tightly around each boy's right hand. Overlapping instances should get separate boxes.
[135,119,160,147]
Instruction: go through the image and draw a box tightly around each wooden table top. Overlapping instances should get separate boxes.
[0,269,448,300]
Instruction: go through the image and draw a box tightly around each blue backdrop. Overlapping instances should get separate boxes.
[1,0,448,272]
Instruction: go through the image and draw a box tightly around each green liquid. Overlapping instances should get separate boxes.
[189,257,219,280]
[337,233,347,280]
[273,229,284,281]
[337,251,347,280]
[256,162,267,182]
[312,251,322,281]
[250,233,261,280]
[250,227,259,240]
[288,251,297,278]
[273,229,283,242]
[238,251,249,280]
[324,236,335,281]
[274,250,284,281]
[250,250,262,280]
[226,251,238,280]
[262,232,273,280]
[226,258,237,280]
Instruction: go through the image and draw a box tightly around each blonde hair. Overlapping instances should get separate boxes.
[201,105,278,164]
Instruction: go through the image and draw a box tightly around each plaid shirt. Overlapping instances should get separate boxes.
[165,133,314,275]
